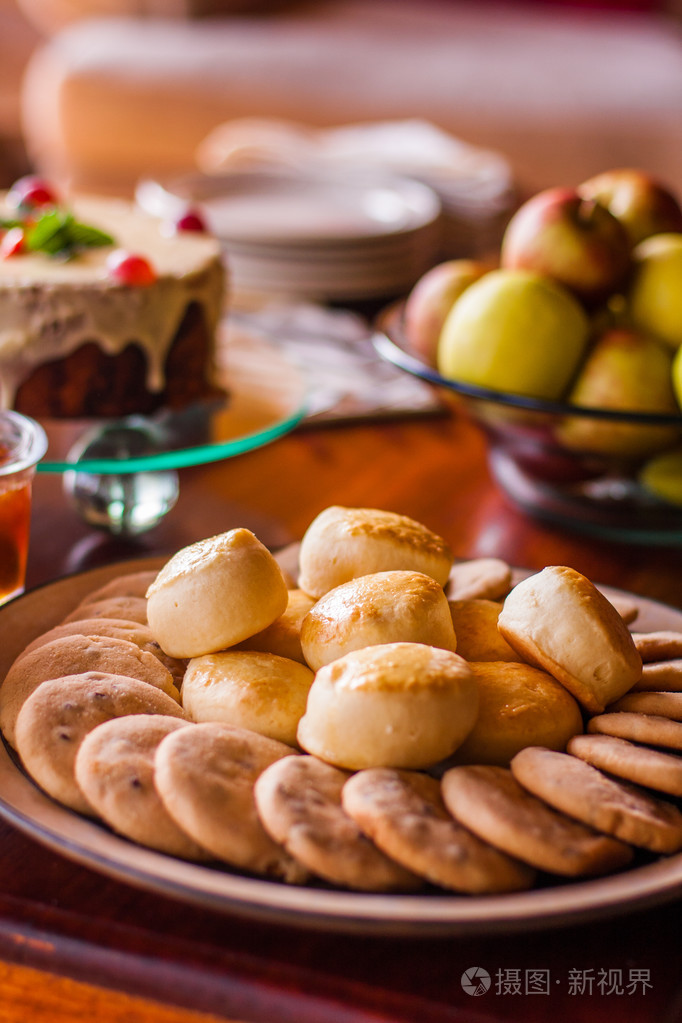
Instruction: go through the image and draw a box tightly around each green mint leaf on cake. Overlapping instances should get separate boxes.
[68,221,116,248]
[25,210,114,258]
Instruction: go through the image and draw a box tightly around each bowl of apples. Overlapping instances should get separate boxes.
[374,168,682,545]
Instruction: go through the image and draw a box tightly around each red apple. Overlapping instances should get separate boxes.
[578,168,682,248]
[500,186,631,304]
[403,259,491,366]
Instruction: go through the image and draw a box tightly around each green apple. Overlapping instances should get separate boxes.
[639,448,682,507]
[403,259,492,367]
[558,326,681,458]
[437,268,590,399]
[628,232,682,349]
[673,344,682,407]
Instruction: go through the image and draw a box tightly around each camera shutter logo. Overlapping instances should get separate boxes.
[461,967,491,996]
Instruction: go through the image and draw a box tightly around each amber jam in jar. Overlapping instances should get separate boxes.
[0,477,31,601]
[0,414,47,604]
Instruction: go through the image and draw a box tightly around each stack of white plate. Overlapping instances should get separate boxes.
[136,170,442,304]
[314,120,517,260]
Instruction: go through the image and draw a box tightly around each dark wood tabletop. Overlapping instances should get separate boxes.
[5,402,682,1023]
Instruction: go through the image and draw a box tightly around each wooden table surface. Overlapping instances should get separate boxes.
[6,402,682,1023]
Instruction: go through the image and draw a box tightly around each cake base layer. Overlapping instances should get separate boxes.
[14,302,224,420]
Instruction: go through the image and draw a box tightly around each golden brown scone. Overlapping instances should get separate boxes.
[446,558,512,602]
[450,661,584,766]
[497,566,642,713]
[146,528,289,658]
[301,570,457,672]
[0,633,179,748]
[234,589,316,664]
[297,642,478,771]
[447,599,524,663]
[181,650,314,747]
[297,506,453,599]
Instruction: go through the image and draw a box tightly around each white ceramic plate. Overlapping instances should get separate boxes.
[137,172,442,248]
[1,560,682,936]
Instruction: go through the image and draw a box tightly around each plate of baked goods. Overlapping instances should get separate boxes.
[2,506,682,936]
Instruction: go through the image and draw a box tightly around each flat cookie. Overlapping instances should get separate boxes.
[632,632,682,663]
[74,714,208,859]
[568,733,682,798]
[446,558,512,602]
[608,691,682,721]
[588,711,682,751]
[341,767,534,893]
[255,756,422,892]
[0,633,179,748]
[78,570,159,605]
[62,595,149,627]
[441,764,633,877]
[601,592,639,626]
[17,618,180,675]
[154,722,306,881]
[631,661,682,693]
[14,672,186,814]
[511,746,682,853]
[18,618,186,689]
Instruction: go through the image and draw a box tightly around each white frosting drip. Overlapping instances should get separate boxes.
[0,195,226,409]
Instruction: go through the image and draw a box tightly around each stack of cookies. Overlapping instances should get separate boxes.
[3,505,682,895]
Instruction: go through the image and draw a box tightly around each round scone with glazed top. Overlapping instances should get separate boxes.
[297,642,479,771]
[300,569,458,671]
[146,528,289,658]
[297,506,453,599]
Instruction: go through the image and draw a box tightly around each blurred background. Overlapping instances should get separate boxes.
[1,0,680,200]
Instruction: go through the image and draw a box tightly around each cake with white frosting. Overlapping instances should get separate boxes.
[0,188,226,418]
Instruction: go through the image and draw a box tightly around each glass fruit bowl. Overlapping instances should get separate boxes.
[374,303,682,545]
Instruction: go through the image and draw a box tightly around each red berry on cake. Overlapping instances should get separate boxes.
[106,250,158,286]
[0,227,25,258]
[7,176,59,210]
[173,209,208,233]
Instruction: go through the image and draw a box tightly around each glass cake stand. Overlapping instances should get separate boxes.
[35,325,309,535]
